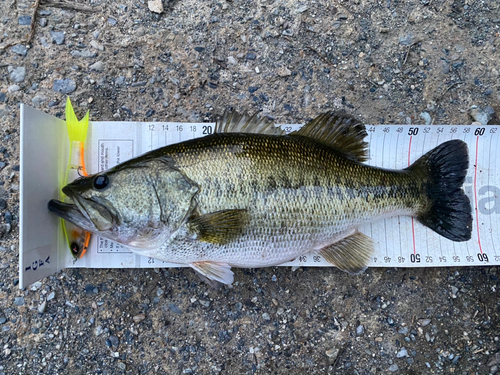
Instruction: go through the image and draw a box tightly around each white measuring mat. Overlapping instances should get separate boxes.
[86,121,500,268]
[19,105,499,288]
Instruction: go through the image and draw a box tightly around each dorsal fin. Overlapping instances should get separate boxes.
[215,109,285,135]
[290,112,369,162]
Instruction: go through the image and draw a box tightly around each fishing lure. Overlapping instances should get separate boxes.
[61,97,92,260]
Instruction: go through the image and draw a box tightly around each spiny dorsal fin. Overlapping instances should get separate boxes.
[291,112,369,162]
[187,209,247,244]
[216,109,285,135]
[319,230,374,274]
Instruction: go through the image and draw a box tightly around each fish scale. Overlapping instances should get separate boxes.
[139,134,423,267]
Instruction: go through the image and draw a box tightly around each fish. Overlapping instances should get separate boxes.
[48,110,472,287]
[61,97,92,260]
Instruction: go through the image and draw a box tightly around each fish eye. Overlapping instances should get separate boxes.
[93,174,109,190]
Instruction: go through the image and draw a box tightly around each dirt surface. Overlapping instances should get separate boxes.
[0,0,499,374]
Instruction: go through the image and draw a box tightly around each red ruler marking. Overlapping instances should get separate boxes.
[473,136,483,254]
[408,136,416,255]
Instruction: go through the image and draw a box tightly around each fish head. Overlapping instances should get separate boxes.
[49,159,198,249]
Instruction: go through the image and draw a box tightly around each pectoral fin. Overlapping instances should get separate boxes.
[190,261,234,288]
[187,209,247,244]
[319,231,374,274]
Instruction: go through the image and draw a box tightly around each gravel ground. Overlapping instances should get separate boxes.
[1,0,499,374]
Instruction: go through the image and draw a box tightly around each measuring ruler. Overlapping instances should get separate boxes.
[87,121,499,269]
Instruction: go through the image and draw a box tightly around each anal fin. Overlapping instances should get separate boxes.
[319,231,374,274]
[190,262,234,288]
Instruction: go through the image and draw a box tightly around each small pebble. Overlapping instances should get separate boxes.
[246,52,257,60]
[70,50,97,58]
[148,0,164,13]
[325,348,339,360]
[31,95,47,106]
[8,66,26,83]
[133,313,146,323]
[107,18,117,26]
[168,303,182,314]
[199,300,210,307]
[89,61,104,72]
[53,79,76,94]
[397,348,408,358]
[85,284,98,295]
[50,31,65,45]
[47,292,55,301]
[38,18,47,27]
[14,297,25,306]
[399,33,414,45]
[11,45,27,57]
[420,112,432,125]
[470,106,495,125]
[356,325,364,335]
[38,300,47,313]
[94,325,104,336]
[419,318,431,326]
[0,224,11,237]
[117,362,126,370]
[262,313,271,321]
[388,364,399,372]
[18,16,32,25]
[107,335,120,348]
[277,66,292,77]
[30,281,42,291]
[90,40,104,51]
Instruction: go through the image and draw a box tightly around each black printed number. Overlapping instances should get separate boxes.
[477,253,489,262]
[474,128,485,136]
[410,254,421,263]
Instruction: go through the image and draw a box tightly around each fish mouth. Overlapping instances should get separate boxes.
[49,191,116,232]
[48,199,99,232]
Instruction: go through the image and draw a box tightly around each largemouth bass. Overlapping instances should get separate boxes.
[48,111,472,287]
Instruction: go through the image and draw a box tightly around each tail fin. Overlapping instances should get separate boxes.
[407,140,472,242]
